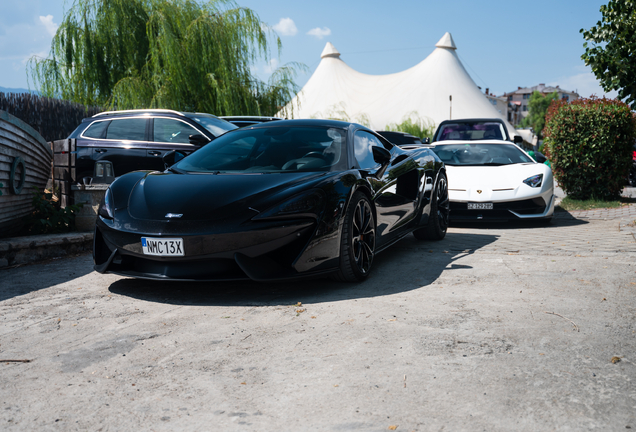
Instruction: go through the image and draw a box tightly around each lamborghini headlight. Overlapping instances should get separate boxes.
[523,174,543,188]
[98,187,114,219]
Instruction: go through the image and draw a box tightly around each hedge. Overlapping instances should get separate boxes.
[544,97,636,200]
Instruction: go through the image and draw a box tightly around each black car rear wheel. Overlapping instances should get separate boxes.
[414,172,449,241]
[333,192,376,282]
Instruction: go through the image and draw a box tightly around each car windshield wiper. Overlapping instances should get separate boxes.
[166,166,182,174]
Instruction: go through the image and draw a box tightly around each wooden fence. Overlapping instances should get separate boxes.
[51,139,76,207]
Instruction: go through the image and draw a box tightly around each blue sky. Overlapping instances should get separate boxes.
[0,0,617,98]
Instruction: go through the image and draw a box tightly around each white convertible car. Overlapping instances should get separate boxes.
[431,140,555,222]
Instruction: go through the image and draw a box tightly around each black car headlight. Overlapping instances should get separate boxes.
[98,187,115,220]
[253,189,326,220]
[523,174,543,188]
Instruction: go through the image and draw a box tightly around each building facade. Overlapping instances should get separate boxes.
[484,88,508,119]
[502,83,579,125]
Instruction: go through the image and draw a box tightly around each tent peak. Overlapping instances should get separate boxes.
[321,42,341,59]
[435,32,456,50]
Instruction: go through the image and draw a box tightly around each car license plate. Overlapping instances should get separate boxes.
[141,237,184,256]
[467,202,493,210]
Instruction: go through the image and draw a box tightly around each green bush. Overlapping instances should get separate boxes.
[544,97,636,200]
[25,188,83,235]
[385,112,435,140]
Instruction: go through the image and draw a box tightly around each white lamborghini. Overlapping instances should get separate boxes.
[431,140,555,222]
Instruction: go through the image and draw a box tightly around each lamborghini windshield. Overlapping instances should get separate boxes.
[436,122,507,141]
[432,143,534,166]
[173,126,347,173]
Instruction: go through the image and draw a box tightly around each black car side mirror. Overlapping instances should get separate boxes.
[372,146,392,165]
[163,150,186,168]
[513,135,523,145]
[189,134,211,146]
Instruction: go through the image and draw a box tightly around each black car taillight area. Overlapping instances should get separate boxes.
[98,188,115,219]
[253,189,326,220]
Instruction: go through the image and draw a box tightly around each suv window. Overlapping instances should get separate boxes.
[105,118,147,141]
[187,114,237,136]
[354,131,383,170]
[83,120,110,138]
[153,118,200,144]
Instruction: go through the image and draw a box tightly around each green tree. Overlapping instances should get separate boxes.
[28,0,302,116]
[581,0,636,108]
[519,91,559,138]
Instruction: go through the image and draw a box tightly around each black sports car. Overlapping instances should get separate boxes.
[94,119,449,282]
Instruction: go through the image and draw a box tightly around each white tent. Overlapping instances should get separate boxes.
[280,32,518,138]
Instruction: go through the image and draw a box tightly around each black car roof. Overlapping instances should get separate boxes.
[437,118,504,124]
[90,109,226,119]
[221,116,284,121]
[91,109,187,118]
[377,131,421,139]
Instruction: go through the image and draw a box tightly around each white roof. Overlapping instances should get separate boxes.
[280,32,518,138]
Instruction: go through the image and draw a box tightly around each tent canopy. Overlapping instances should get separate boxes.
[281,32,518,138]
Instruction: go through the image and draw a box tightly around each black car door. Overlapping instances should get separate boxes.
[352,131,418,248]
[83,117,149,177]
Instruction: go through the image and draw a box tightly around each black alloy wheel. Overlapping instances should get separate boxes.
[414,172,449,241]
[333,192,376,282]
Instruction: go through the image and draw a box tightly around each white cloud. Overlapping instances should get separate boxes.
[548,66,619,100]
[263,59,279,74]
[307,27,331,40]
[22,50,48,65]
[272,17,297,37]
[39,15,58,37]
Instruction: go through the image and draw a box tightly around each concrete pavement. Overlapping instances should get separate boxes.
[1,209,635,431]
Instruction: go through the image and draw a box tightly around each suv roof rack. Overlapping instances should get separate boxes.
[93,109,184,118]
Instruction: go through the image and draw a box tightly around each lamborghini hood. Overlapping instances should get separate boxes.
[127,171,326,221]
[446,163,550,190]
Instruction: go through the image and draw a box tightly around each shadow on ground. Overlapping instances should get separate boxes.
[0,252,93,302]
[451,217,589,230]
[108,231,498,307]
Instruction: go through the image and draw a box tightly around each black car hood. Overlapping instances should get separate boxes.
[128,171,326,221]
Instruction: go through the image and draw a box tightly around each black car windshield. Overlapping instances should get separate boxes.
[173,126,347,173]
[436,122,506,141]
[186,113,238,137]
[432,143,534,166]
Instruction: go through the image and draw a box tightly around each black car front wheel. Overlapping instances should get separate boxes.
[414,172,449,241]
[333,191,376,282]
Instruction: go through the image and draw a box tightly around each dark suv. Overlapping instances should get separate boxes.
[69,109,238,179]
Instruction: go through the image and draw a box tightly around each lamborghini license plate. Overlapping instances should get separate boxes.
[467,202,493,210]
[141,237,184,256]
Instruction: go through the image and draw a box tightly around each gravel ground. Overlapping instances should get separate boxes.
[1,216,635,431]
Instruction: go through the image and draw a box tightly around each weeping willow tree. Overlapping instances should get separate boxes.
[28,0,302,116]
